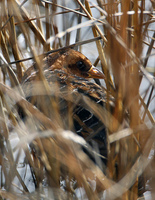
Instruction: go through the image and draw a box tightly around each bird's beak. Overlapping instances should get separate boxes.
[87,66,105,79]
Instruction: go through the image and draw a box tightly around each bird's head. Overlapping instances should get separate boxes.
[46,49,105,79]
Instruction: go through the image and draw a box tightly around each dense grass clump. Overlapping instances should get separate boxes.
[0,0,154,199]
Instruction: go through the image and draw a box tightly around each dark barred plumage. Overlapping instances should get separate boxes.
[20,49,112,166]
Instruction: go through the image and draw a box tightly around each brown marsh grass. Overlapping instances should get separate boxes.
[0,0,154,199]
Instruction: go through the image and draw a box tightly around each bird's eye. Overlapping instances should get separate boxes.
[76,61,88,72]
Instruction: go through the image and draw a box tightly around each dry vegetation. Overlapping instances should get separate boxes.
[0,0,155,199]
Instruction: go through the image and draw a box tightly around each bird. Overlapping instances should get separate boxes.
[20,48,111,167]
